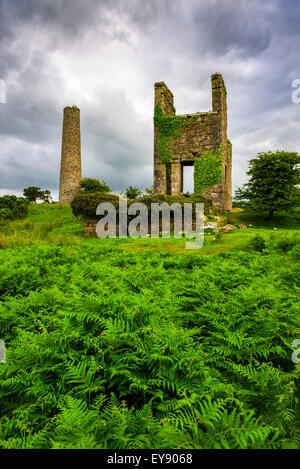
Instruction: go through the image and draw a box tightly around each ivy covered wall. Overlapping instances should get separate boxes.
[193,145,223,195]
[154,104,197,164]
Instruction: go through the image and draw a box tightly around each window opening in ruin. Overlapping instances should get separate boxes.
[182,163,194,194]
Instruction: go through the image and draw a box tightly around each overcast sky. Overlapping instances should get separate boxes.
[0,0,299,200]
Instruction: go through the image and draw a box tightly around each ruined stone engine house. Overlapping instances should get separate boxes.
[153,73,232,211]
[58,73,232,211]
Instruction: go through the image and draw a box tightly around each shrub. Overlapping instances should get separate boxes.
[71,193,212,223]
[248,234,266,252]
[289,244,300,260]
[273,236,297,253]
[0,195,29,222]
[136,194,212,215]
[80,178,111,194]
[71,192,120,219]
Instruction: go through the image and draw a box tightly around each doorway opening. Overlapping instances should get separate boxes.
[166,163,171,195]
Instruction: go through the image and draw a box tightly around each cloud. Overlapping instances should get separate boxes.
[0,0,299,199]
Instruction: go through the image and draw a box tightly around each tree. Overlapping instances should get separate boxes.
[80,178,111,194]
[23,186,44,202]
[40,190,52,203]
[144,186,153,196]
[234,151,300,218]
[123,185,142,200]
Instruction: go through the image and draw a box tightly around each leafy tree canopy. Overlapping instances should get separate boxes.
[234,151,300,218]
[80,178,111,194]
[23,187,52,203]
[23,186,44,202]
[124,185,142,200]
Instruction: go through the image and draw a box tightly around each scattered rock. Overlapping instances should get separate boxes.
[239,224,247,229]
[273,227,278,231]
[218,224,237,232]
[204,222,217,229]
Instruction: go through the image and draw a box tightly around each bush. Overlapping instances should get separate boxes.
[248,234,266,252]
[71,192,212,222]
[0,195,29,222]
[289,244,300,260]
[71,192,120,219]
[273,236,297,253]
[144,186,153,196]
[80,178,111,194]
[136,194,212,215]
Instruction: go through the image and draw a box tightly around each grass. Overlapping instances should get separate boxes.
[1,203,298,254]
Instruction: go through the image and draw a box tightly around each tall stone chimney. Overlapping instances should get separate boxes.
[59,106,82,204]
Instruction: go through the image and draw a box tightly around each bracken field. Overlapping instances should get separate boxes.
[0,203,299,449]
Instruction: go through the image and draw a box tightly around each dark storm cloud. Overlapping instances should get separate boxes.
[0,0,98,38]
[0,0,299,196]
[187,0,274,58]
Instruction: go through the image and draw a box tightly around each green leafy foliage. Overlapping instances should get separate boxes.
[23,187,52,204]
[71,193,212,221]
[71,192,120,219]
[228,140,232,161]
[194,145,223,195]
[248,234,266,252]
[153,104,198,164]
[80,178,111,194]
[234,151,300,218]
[0,195,29,224]
[40,190,52,203]
[134,194,212,215]
[144,186,153,196]
[154,104,182,163]
[123,186,142,200]
[0,217,300,448]
[23,187,43,202]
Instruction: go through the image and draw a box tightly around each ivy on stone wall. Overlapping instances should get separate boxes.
[193,144,223,195]
[154,104,182,163]
[154,104,197,163]
[228,140,232,161]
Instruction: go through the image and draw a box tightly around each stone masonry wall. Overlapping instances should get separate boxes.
[59,106,82,204]
[153,74,232,211]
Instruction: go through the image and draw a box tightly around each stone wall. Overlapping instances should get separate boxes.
[59,106,82,204]
[84,219,98,236]
[153,74,232,211]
